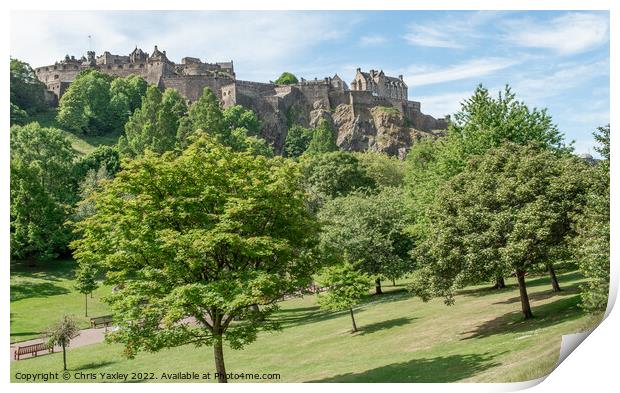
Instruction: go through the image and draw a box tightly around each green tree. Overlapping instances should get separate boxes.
[109,75,148,128]
[306,119,338,154]
[10,102,29,125]
[57,70,115,135]
[406,85,571,288]
[74,165,111,222]
[71,134,320,383]
[10,123,77,263]
[300,151,376,209]
[354,151,407,188]
[573,125,610,313]
[118,86,187,157]
[75,145,121,179]
[274,72,298,85]
[412,143,590,319]
[316,261,373,332]
[45,315,80,371]
[318,187,413,294]
[74,264,99,316]
[223,105,261,135]
[10,58,48,115]
[284,124,313,158]
[178,89,272,156]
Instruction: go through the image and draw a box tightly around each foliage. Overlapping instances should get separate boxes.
[223,105,261,135]
[46,314,80,371]
[58,70,147,135]
[316,261,372,311]
[300,151,376,208]
[318,187,414,293]
[10,102,29,125]
[71,134,320,382]
[354,151,407,188]
[275,72,299,85]
[573,124,610,313]
[10,58,48,115]
[412,143,590,318]
[74,165,111,222]
[75,145,121,179]
[284,124,314,158]
[109,75,148,120]
[306,119,338,154]
[405,85,571,257]
[118,86,187,157]
[316,261,373,332]
[74,263,99,316]
[57,70,115,134]
[10,123,77,262]
[178,88,272,156]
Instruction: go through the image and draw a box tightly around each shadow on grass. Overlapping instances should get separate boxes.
[10,281,70,301]
[277,289,413,329]
[74,361,116,371]
[356,317,416,336]
[492,283,580,305]
[10,259,77,282]
[457,271,584,298]
[461,295,584,340]
[310,352,501,382]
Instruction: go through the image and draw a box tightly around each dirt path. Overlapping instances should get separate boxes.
[10,326,109,362]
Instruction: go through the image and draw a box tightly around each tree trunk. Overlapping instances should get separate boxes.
[85,294,88,317]
[213,337,227,383]
[62,342,67,371]
[349,307,358,333]
[391,278,396,286]
[548,264,561,292]
[516,271,533,319]
[375,278,383,295]
[494,276,506,289]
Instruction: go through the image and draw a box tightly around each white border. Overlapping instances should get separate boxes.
[2,1,617,392]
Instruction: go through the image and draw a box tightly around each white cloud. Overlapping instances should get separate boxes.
[512,59,609,103]
[10,11,358,82]
[414,90,472,118]
[405,57,519,88]
[403,11,499,49]
[502,12,609,56]
[360,35,387,46]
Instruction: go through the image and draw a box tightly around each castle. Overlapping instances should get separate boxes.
[35,46,447,155]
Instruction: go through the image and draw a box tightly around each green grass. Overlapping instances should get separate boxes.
[10,260,112,343]
[29,110,121,155]
[10,267,602,383]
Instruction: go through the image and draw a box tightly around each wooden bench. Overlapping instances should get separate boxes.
[14,342,53,360]
[90,315,114,329]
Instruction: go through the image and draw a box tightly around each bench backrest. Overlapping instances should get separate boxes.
[17,343,49,354]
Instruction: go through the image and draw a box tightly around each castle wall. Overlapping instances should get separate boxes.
[161,74,235,103]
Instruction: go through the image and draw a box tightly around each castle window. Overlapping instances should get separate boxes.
[139,64,144,68]
[54,74,59,79]
[53,66,57,70]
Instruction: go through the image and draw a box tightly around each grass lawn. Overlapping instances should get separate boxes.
[10,260,112,343]
[10,266,603,383]
[29,110,121,156]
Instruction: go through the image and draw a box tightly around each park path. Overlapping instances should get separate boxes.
[10,326,108,362]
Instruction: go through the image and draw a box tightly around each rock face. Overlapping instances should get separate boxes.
[284,101,443,159]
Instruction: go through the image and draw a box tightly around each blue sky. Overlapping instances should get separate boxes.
[10,10,609,156]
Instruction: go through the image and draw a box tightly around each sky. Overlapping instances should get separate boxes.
[10,10,610,156]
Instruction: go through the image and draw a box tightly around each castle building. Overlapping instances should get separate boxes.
[34,46,447,154]
[350,68,408,100]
